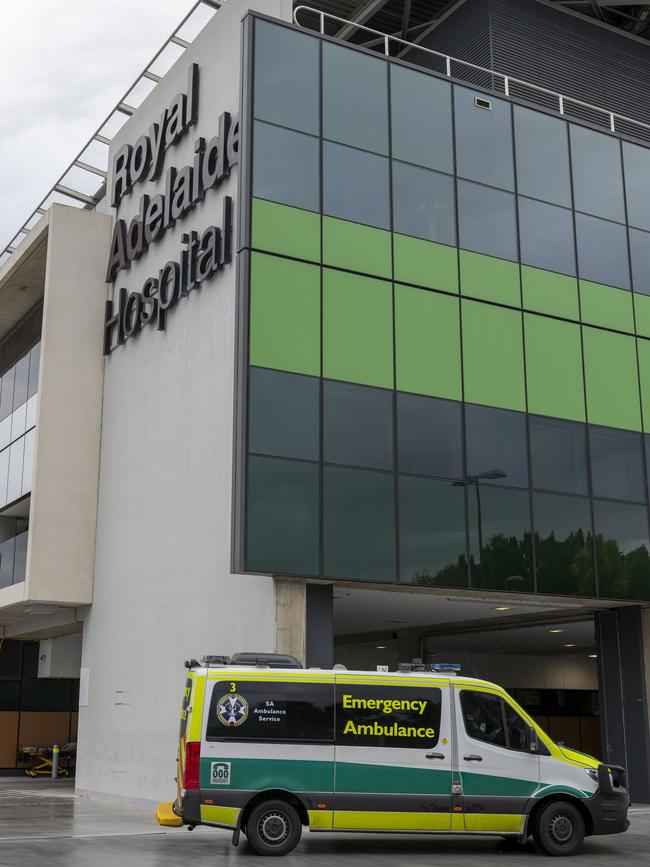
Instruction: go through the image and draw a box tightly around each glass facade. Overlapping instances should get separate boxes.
[241,17,650,601]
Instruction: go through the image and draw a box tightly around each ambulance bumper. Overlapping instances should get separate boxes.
[155,801,183,827]
[585,764,630,836]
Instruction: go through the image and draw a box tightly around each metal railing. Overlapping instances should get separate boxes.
[0,0,222,267]
[294,5,650,142]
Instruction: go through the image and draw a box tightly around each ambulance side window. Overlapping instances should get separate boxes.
[461,691,506,747]
[504,701,529,752]
[335,684,442,748]
[205,680,334,743]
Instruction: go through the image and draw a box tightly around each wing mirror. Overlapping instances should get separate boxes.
[528,726,540,754]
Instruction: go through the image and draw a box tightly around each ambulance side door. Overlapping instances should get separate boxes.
[333,676,452,832]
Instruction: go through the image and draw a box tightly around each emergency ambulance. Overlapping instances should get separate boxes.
[156,652,630,857]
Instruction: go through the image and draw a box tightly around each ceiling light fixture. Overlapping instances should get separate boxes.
[549,629,563,634]
[564,643,576,648]
[494,606,511,611]
[376,644,386,650]
[588,654,598,659]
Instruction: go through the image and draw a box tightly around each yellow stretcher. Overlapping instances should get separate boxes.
[19,743,76,777]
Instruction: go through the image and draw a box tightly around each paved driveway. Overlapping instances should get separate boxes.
[0,778,648,866]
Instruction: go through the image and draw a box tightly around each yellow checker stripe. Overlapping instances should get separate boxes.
[332,811,453,831]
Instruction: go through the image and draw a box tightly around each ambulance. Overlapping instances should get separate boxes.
[156,652,630,857]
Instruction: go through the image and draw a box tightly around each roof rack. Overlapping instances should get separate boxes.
[186,652,304,669]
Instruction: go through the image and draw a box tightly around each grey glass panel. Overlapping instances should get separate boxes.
[590,426,645,503]
[533,492,595,596]
[530,416,588,496]
[514,106,571,207]
[27,343,40,399]
[454,87,514,191]
[324,380,393,471]
[393,162,456,245]
[249,367,319,461]
[623,141,650,232]
[594,499,650,600]
[391,65,453,173]
[397,393,462,479]
[457,180,517,261]
[629,228,650,296]
[0,536,15,590]
[570,125,625,223]
[465,404,528,489]
[518,197,576,276]
[468,485,533,592]
[12,355,29,411]
[323,466,395,581]
[575,213,630,290]
[323,141,390,230]
[0,367,15,423]
[7,438,24,504]
[246,456,319,576]
[323,41,388,154]
[398,475,467,588]
[253,19,319,135]
[13,531,27,584]
[252,120,319,212]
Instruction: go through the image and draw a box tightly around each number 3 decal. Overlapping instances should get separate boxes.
[230,682,237,692]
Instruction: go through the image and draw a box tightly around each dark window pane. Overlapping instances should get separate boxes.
[323,42,388,154]
[530,416,588,496]
[454,87,514,191]
[13,353,28,411]
[324,466,395,581]
[397,393,462,479]
[629,228,650,296]
[253,120,319,212]
[623,141,650,232]
[336,683,441,748]
[27,343,40,399]
[518,197,576,277]
[457,180,517,261]
[253,20,319,135]
[594,500,650,600]
[393,162,455,245]
[399,475,467,588]
[0,680,20,710]
[206,680,333,742]
[461,691,506,748]
[324,380,393,471]
[246,456,319,576]
[391,65,453,173]
[533,491,595,596]
[0,367,14,422]
[514,106,571,207]
[323,141,390,230]
[249,367,319,461]
[468,485,533,593]
[575,213,630,290]
[590,426,644,503]
[0,536,15,589]
[570,125,625,223]
[21,678,73,712]
[504,702,529,751]
[466,404,528,489]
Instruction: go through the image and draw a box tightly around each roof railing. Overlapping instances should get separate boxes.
[294,5,650,141]
[0,0,222,266]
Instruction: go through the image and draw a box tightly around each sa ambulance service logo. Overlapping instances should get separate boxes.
[216,693,249,727]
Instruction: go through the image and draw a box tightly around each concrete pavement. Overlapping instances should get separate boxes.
[1,778,649,865]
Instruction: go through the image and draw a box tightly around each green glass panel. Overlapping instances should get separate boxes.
[634,293,650,339]
[322,216,391,278]
[460,250,520,307]
[524,314,585,422]
[249,253,320,376]
[637,338,650,432]
[251,198,320,262]
[521,266,579,320]
[323,269,393,388]
[393,234,458,293]
[462,300,525,412]
[395,285,461,400]
[579,280,634,333]
[583,327,641,431]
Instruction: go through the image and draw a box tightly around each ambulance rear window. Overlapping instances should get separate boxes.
[206,680,334,743]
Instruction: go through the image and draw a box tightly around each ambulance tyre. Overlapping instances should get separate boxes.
[532,800,585,856]
[246,800,302,856]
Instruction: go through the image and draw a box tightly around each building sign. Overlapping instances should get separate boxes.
[104,64,239,354]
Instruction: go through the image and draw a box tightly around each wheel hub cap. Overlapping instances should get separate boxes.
[549,813,573,843]
[259,811,289,845]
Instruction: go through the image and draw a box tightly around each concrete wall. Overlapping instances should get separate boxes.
[76,0,292,805]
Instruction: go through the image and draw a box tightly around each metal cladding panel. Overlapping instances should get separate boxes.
[411,0,650,127]
[617,607,650,804]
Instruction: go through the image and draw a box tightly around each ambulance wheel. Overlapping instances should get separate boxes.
[532,800,585,856]
[246,800,302,856]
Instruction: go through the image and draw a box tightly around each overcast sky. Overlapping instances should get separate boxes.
[0,0,210,251]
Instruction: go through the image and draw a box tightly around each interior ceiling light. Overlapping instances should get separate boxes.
[494,606,511,611]
[376,644,386,650]
[589,654,598,659]
[564,643,576,648]
[549,629,564,634]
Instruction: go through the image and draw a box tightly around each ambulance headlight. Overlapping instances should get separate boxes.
[584,767,599,784]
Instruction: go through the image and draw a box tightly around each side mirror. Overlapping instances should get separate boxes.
[528,726,540,754]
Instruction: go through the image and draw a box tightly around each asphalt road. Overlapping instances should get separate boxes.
[1,778,649,866]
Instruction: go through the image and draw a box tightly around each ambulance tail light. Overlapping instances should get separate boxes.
[183,741,200,790]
